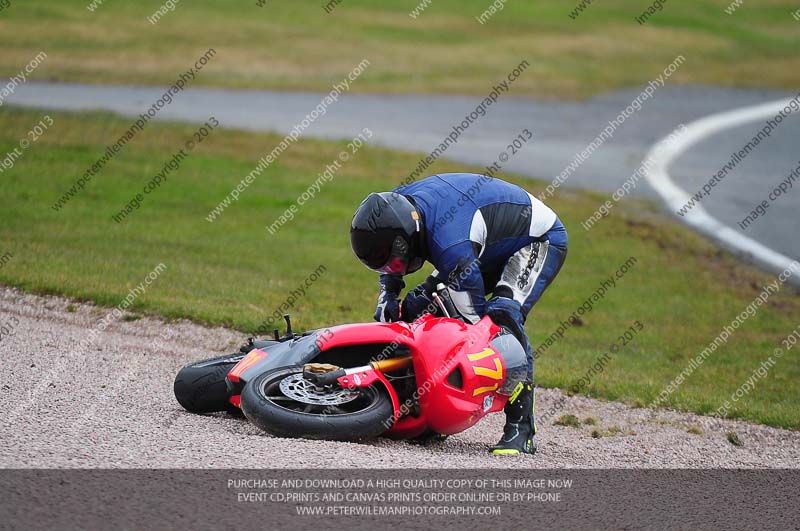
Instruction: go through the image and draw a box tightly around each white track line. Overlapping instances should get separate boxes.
[644,98,799,287]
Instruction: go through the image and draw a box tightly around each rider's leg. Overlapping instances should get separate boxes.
[487,218,568,455]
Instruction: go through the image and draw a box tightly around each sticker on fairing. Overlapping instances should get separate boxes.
[483,395,494,412]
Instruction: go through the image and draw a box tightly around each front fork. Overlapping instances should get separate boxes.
[304,356,413,426]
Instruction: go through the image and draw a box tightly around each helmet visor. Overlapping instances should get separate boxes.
[375,235,418,275]
[378,255,424,275]
[373,236,409,275]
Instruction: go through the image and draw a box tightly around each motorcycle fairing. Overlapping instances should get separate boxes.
[226,315,525,437]
[398,315,508,435]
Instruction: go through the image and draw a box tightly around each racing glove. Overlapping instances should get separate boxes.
[400,275,439,322]
[374,274,404,322]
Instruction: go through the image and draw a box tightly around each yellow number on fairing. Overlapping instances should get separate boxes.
[467,347,494,361]
[467,348,503,396]
[473,359,503,380]
[473,384,499,397]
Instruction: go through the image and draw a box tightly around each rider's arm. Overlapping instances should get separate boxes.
[374,273,405,322]
[379,273,405,295]
[436,241,485,323]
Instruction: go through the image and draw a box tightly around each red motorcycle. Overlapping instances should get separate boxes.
[174,285,528,440]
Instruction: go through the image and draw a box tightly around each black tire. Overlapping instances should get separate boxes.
[173,353,245,413]
[240,367,395,441]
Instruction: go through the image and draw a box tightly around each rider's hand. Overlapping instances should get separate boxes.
[401,284,435,322]
[374,290,401,322]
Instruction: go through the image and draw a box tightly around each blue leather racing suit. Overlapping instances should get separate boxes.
[378,173,568,379]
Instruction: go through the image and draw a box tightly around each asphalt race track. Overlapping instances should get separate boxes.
[6,82,799,261]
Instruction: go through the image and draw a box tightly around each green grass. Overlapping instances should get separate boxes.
[591,425,633,438]
[554,414,583,428]
[0,0,798,98]
[1,107,799,429]
[726,431,744,446]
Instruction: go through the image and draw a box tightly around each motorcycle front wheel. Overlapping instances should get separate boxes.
[240,367,394,441]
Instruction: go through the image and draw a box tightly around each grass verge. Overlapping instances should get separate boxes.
[0,1,798,98]
[0,107,798,428]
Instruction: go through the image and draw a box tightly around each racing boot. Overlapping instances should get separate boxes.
[489,380,536,456]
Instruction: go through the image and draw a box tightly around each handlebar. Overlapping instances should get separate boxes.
[433,283,459,319]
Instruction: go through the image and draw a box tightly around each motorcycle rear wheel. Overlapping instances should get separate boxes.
[241,367,394,441]
[173,353,245,413]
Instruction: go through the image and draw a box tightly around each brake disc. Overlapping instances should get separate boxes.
[278,372,360,406]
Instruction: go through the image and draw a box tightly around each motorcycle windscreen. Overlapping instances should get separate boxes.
[489,332,528,395]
